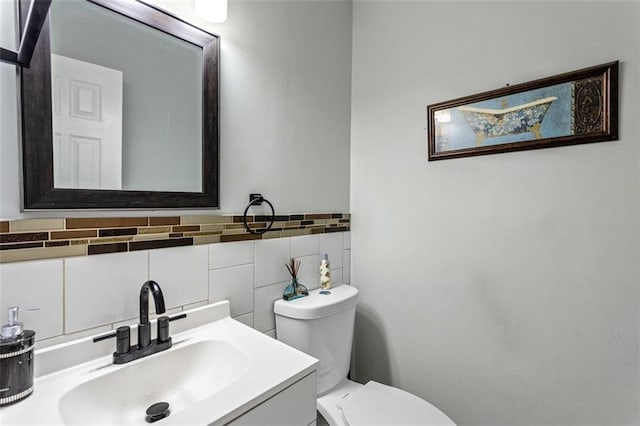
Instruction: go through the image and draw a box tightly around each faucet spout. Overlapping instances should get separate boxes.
[138,280,166,348]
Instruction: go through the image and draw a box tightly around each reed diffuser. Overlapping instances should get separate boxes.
[283,258,309,301]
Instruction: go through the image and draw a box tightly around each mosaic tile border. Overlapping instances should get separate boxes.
[0,213,350,263]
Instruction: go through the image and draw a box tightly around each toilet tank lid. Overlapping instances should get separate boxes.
[274,284,358,320]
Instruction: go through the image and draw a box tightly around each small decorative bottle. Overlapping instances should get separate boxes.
[320,253,332,294]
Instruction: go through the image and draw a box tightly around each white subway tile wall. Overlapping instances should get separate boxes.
[65,251,148,333]
[290,235,320,258]
[254,281,289,332]
[0,259,64,340]
[319,233,343,269]
[295,254,320,290]
[209,241,254,269]
[149,245,209,309]
[209,264,255,317]
[254,238,291,288]
[0,232,350,346]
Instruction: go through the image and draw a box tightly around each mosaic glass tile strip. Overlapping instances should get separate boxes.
[0,232,49,244]
[99,228,138,237]
[0,242,44,250]
[88,243,129,255]
[129,238,193,251]
[51,230,98,240]
[0,213,349,263]
[149,217,180,226]
[67,217,148,229]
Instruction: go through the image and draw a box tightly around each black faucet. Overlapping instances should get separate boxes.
[110,280,173,364]
[138,280,166,348]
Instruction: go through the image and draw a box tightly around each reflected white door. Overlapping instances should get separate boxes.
[51,54,123,189]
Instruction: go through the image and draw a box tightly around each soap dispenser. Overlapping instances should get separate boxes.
[0,307,36,406]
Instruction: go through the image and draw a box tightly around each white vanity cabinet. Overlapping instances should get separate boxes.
[226,371,317,426]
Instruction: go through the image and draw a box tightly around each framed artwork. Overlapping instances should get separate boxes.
[427,61,618,161]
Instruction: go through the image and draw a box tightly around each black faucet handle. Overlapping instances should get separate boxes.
[115,326,131,354]
[157,316,170,343]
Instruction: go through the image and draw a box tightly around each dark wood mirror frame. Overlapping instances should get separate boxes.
[20,0,220,209]
[0,0,51,67]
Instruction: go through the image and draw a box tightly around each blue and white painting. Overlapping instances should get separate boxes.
[434,82,574,152]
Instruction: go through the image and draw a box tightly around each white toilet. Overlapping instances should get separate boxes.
[274,284,456,426]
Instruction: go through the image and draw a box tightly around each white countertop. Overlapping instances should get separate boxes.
[0,301,318,425]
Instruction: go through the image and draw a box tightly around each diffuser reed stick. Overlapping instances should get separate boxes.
[285,258,301,279]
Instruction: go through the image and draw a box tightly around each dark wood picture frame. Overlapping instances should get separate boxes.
[20,0,220,209]
[427,61,618,161]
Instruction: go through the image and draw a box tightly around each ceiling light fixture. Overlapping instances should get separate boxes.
[194,0,228,23]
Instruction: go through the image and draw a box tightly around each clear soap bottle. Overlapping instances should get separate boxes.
[320,253,332,294]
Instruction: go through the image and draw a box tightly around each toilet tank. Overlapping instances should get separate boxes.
[274,285,358,395]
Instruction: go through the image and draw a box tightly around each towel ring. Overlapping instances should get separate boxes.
[242,194,275,235]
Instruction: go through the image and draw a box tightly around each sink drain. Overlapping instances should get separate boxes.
[146,401,170,423]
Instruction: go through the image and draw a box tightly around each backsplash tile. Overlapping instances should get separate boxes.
[0,244,86,263]
[0,259,64,340]
[0,211,349,344]
[66,217,149,229]
[129,237,194,251]
[233,312,254,328]
[149,245,209,309]
[343,249,351,284]
[290,235,320,258]
[254,281,288,332]
[65,251,148,333]
[0,213,349,264]
[87,242,128,255]
[319,233,344,269]
[255,238,291,288]
[209,264,255,317]
[294,254,320,290]
[149,216,180,226]
[51,229,97,240]
[210,240,254,269]
[9,218,65,232]
[0,231,49,244]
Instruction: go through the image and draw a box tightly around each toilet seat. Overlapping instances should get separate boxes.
[318,380,456,426]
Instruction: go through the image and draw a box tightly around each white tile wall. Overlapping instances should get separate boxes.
[65,251,148,333]
[295,254,320,290]
[0,232,349,343]
[254,281,288,333]
[209,241,254,269]
[0,259,63,340]
[209,264,254,317]
[343,249,351,285]
[319,233,343,269]
[255,238,291,287]
[149,245,209,309]
[290,235,319,258]
[330,268,343,285]
[234,312,254,327]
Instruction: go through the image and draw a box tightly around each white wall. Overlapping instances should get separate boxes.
[350,1,639,425]
[0,0,352,218]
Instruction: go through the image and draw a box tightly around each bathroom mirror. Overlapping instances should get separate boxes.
[20,0,220,209]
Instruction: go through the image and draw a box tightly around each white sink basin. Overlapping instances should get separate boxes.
[0,301,318,425]
[58,340,249,424]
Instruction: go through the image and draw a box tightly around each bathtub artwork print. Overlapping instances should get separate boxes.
[427,61,618,160]
[437,83,572,150]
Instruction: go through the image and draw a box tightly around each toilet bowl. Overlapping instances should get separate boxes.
[274,285,456,426]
